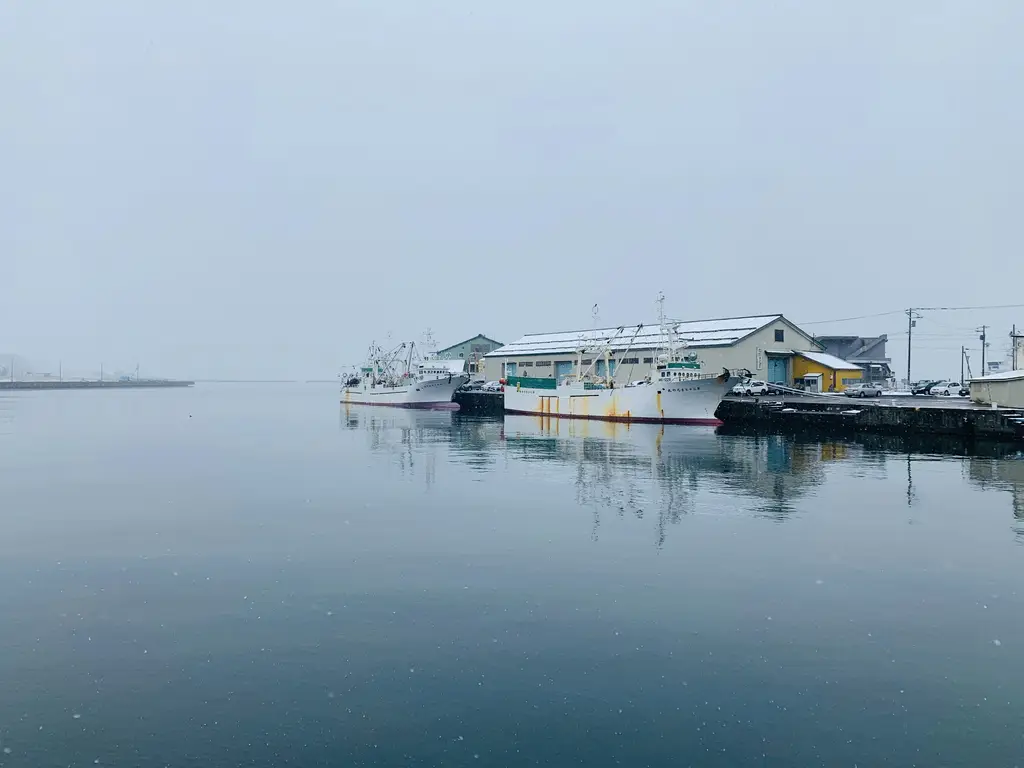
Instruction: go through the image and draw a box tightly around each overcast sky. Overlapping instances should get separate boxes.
[2,1,1022,379]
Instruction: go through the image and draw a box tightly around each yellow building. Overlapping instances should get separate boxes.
[792,351,862,393]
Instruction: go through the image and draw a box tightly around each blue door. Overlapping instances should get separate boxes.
[505,362,517,377]
[767,357,787,385]
[595,360,606,377]
[555,360,573,382]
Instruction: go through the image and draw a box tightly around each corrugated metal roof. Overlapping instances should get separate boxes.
[969,369,1024,382]
[484,315,782,358]
[796,350,862,370]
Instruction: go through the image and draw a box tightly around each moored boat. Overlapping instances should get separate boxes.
[342,335,469,409]
[502,296,742,425]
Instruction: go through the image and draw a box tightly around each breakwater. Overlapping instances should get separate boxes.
[0,379,194,391]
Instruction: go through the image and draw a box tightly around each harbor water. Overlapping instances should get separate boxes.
[1,385,1023,766]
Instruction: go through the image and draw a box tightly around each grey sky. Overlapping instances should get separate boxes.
[2,1,1021,379]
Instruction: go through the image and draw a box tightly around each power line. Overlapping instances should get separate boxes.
[800,302,1024,326]
[917,303,1024,311]
[798,310,905,325]
[915,315,977,333]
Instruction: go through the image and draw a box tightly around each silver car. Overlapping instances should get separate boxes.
[844,382,883,398]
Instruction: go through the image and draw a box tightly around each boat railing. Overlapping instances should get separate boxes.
[506,375,557,390]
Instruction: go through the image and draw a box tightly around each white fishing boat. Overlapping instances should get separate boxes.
[502,296,742,425]
[342,334,469,409]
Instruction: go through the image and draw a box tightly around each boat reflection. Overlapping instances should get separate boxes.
[340,405,505,486]
[502,415,828,537]
[341,405,1024,544]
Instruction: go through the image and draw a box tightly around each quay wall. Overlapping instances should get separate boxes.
[715,398,1023,441]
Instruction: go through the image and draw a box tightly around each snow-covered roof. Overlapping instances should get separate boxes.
[425,359,467,374]
[969,369,1024,383]
[796,350,862,370]
[484,315,784,358]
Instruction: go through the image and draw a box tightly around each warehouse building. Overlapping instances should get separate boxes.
[482,314,826,387]
[438,334,503,377]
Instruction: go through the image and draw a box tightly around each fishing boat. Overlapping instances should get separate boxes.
[341,334,469,409]
[502,296,742,425]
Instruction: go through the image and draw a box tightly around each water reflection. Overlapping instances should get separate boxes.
[502,415,832,533]
[0,395,14,437]
[342,405,1024,545]
[340,405,504,486]
[966,453,1024,540]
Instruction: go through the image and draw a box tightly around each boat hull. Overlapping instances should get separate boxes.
[341,374,469,408]
[503,376,734,425]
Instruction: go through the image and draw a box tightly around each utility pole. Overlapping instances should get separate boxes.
[1013,324,1019,370]
[906,308,920,387]
[978,326,988,375]
[961,346,965,384]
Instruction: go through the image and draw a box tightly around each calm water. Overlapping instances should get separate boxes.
[1,385,1023,767]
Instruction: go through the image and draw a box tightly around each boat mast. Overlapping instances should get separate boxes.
[578,326,626,382]
[656,292,674,361]
[405,342,415,377]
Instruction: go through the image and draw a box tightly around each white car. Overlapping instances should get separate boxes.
[733,379,769,396]
[482,381,503,392]
[931,381,966,396]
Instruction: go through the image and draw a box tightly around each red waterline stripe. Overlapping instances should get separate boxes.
[341,400,460,410]
[503,408,721,426]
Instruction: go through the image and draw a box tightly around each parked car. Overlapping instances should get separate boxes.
[931,381,965,397]
[482,381,503,392]
[911,380,940,395]
[959,384,970,396]
[844,382,883,398]
[733,379,769,396]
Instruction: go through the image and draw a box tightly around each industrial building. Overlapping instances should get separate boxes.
[814,335,891,383]
[483,314,840,387]
[438,334,503,377]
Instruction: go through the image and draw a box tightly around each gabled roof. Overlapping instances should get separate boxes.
[796,350,862,371]
[438,334,503,354]
[816,335,889,361]
[484,314,814,358]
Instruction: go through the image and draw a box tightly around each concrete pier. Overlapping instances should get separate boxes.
[453,389,1024,443]
[453,390,504,416]
[715,396,1024,441]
